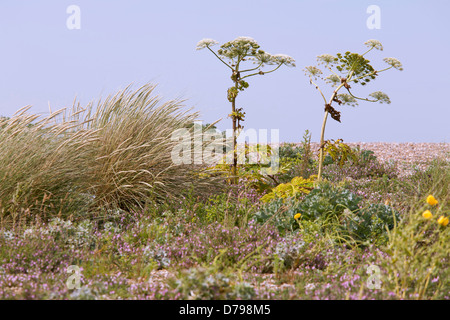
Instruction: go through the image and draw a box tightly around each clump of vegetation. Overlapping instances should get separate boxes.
[0,106,97,226]
[211,143,283,193]
[296,182,362,221]
[255,181,400,246]
[379,193,449,299]
[85,84,222,211]
[277,130,315,181]
[167,254,256,300]
[260,175,316,203]
[322,139,357,167]
[253,198,302,234]
[0,84,223,226]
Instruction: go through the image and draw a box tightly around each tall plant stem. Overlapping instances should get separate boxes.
[231,80,238,184]
[317,81,346,182]
[317,110,329,182]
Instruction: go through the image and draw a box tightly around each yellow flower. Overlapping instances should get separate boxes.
[422,210,433,220]
[426,195,438,206]
[437,216,449,227]
[294,213,302,220]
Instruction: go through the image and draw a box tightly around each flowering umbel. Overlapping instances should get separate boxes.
[383,57,404,71]
[369,91,391,104]
[364,39,384,51]
[196,38,219,50]
[317,54,337,65]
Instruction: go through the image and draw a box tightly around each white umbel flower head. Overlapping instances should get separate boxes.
[251,51,276,65]
[364,39,383,51]
[219,36,261,59]
[337,93,358,107]
[273,54,296,67]
[196,38,219,50]
[303,66,323,79]
[230,36,259,47]
[383,57,403,71]
[369,91,391,103]
[325,74,341,87]
[317,54,337,65]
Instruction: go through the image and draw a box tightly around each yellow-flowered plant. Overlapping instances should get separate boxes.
[294,213,302,220]
[260,175,317,203]
[382,197,449,299]
[422,210,433,220]
[426,195,438,206]
[421,195,448,227]
[437,216,449,227]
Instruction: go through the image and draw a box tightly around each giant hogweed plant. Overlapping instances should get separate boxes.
[197,37,295,182]
[304,39,403,181]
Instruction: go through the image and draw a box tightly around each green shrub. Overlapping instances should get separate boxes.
[340,204,400,245]
[252,198,301,235]
[321,143,374,167]
[279,143,303,160]
[358,149,377,163]
[321,139,358,167]
[255,182,399,246]
[253,182,358,236]
[297,182,361,221]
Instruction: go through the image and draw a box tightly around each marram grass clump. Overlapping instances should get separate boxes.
[0,84,222,225]
[84,84,222,211]
[0,106,97,227]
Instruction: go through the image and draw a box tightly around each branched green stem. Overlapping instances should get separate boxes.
[352,66,393,82]
[240,61,264,73]
[361,46,374,57]
[240,63,283,80]
[346,88,379,103]
[310,79,328,104]
[207,46,233,70]
[327,65,341,79]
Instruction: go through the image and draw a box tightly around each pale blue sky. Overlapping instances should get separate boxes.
[0,0,449,142]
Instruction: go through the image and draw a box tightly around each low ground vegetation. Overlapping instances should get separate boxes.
[0,88,448,300]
